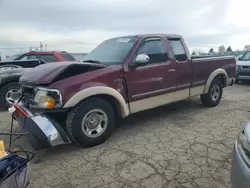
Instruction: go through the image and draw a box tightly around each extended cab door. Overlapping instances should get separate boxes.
[168,38,192,91]
[124,37,176,113]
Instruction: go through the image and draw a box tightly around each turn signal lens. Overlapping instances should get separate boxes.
[39,96,55,109]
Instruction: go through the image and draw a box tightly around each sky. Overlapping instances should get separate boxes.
[0,0,250,54]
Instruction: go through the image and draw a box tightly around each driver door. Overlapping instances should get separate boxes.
[124,37,176,112]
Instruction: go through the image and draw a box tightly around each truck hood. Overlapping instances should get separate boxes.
[19,62,107,85]
[236,60,250,66]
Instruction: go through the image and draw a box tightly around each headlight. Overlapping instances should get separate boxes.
[34,87,62,109]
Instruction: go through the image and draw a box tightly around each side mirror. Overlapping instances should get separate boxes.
[134,54,150,66]
[238,57,242,61]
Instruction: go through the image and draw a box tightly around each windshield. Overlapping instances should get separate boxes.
[61,53,76,61]
[242,51,250,61]
[81,37,138,65]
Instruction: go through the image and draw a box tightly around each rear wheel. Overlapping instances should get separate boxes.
[201,78,223,107]
[0,82,20,109]
[66,97,115,147]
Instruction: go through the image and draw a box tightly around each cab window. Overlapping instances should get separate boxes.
[169,39,187,62]
[136,38,168,64]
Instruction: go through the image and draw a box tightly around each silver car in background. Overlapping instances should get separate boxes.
[231,122,250,187]
[235,51,250,83]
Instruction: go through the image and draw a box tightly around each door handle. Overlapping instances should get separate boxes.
[168,69,175,73]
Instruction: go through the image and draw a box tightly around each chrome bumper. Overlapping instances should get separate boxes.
[12,104,71,150]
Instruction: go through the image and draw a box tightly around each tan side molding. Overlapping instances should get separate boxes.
[204,68,228,93]
[63,86,130,118]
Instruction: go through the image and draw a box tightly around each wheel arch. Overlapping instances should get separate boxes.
[63,86,130,118]
[0,77,20,90]
[204,68,228,93]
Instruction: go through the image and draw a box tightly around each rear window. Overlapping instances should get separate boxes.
[39,54,58,62]
[169,39,187,62]
[61,54,76,61]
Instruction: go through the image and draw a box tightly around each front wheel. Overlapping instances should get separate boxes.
[66,97,115,147]
[200,78,223,107]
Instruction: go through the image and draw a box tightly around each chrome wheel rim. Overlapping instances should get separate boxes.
[5,89,20,105]
[81,109,108,138]
[211,85,220,101]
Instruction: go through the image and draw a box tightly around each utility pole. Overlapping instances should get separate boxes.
[40,42,43,51]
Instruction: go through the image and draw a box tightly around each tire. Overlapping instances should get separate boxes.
[66,97,115,147]
[0,82,19,109]
[200,78,223,107]
[235,79,239,84]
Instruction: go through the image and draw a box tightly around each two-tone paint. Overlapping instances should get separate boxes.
[20,34,236,117]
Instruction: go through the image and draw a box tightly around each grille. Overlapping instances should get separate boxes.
[19,84,36,105]
[242,66,250,69]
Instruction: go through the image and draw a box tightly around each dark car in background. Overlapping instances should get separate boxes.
[0,66,31,109]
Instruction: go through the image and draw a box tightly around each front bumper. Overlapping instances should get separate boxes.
[12,103,71,150]
[235,70,250,81]
[231,140,250,188]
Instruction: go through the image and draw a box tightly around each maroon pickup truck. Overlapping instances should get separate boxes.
[11,34,236,150]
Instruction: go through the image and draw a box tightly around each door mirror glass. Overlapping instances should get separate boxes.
[134,54,150,66]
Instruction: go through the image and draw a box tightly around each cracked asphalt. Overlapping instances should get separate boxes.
[1,84,250,188]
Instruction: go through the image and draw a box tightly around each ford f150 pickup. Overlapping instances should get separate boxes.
[11,34,236,150]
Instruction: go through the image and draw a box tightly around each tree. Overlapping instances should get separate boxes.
[227,46,232,52]
[218,45,226,53]
[244,45,250,50]
[209,48,214,53]
[191,51,196,55]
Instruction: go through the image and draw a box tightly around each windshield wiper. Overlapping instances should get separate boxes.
[82,60,100,64]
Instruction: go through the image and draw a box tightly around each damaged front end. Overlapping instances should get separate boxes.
[10,81,70,150]
[10,62,107,150]
[11,102,71,150]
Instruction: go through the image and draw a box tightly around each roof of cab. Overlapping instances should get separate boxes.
[112,34,183,39]
[136,34,182,38]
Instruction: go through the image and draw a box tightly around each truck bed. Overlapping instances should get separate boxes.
[192,56,236,86]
